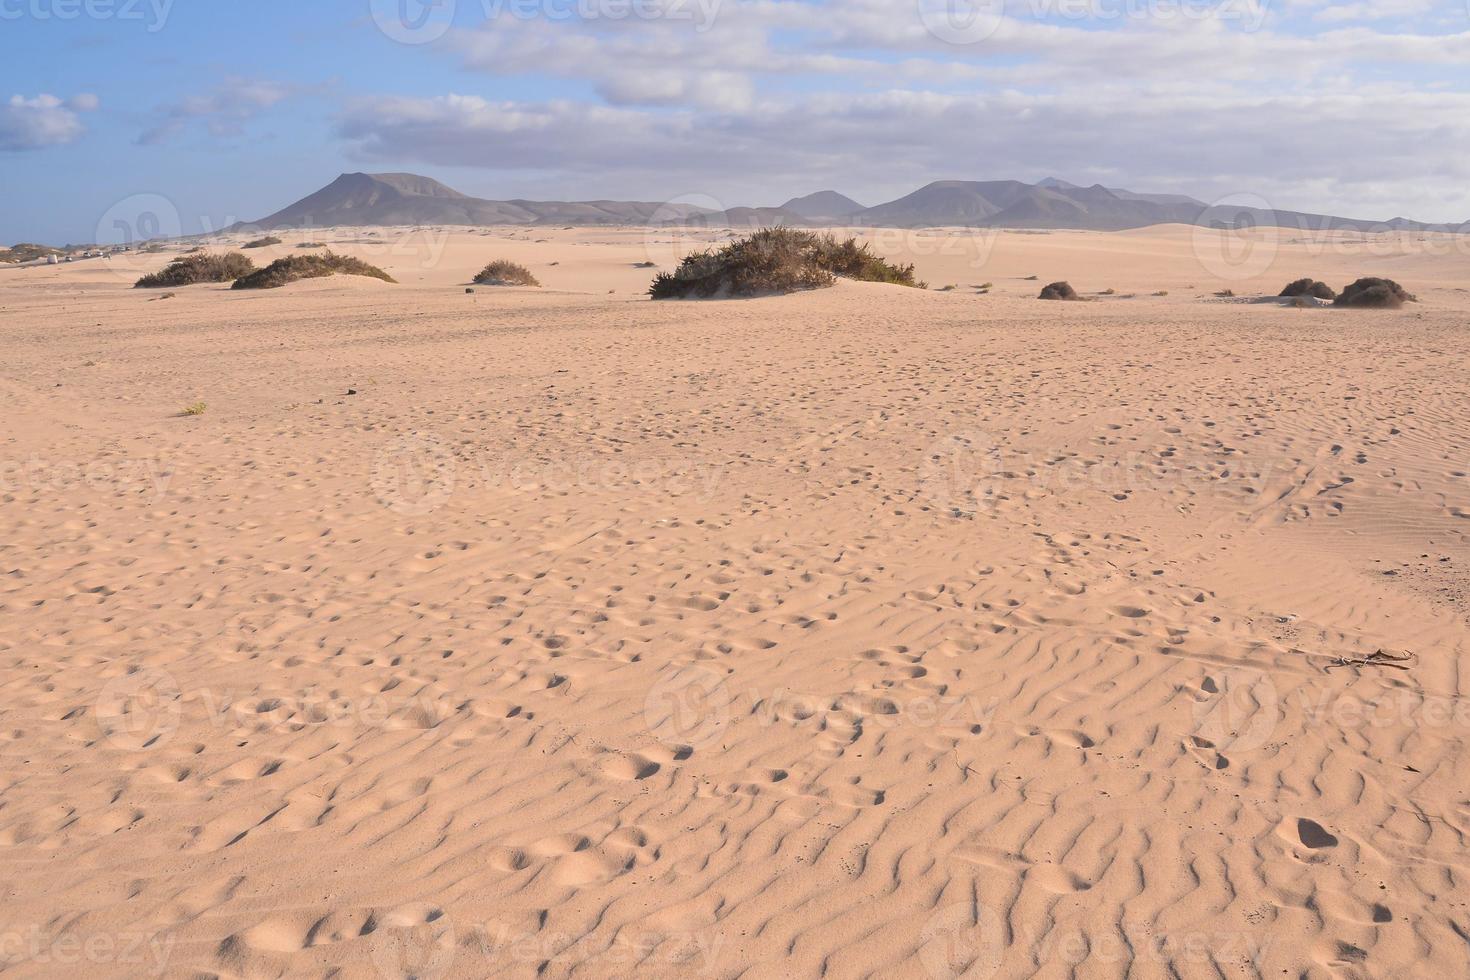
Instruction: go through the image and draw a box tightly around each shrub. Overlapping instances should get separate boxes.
[1215,289,1236,298]
[232,251,396,290]
[474,259,540,286]
[649,228,922,299]
[135,252,256,288]
[242,236,283,249]
[1038,281,1080,301]
[1280,279,1337,300]
[808,234,922,287]
[296,241,327,249]
[181,401,207,416]
[1335,277,1416,309]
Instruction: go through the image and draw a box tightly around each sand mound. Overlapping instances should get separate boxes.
[1038,281,1080,301]
[232,251,396,290]
[1279,278,1337,300]
[1335,277,1416,309]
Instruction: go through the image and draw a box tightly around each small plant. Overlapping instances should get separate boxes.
[1100,287,1116,295]
[1153,290,1169,296]
[182,401,207,416]
[232,251,396,289]
[633,261,656,268]
[474,259,540,287]
[1215,288,1236,298]
[937,284,957,292]
[296,241,327,248]
[979,282,994,290]
[649,228,923,300]
[135,252,255,288]
[242,236,283,249]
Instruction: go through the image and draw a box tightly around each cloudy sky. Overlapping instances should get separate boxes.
[4,0,1470,243]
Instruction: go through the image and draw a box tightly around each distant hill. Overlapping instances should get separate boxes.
[243,173,715,229]
[781,190,864,220]
[242,173,1466,235]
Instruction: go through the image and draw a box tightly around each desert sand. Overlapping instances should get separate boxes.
[1,224,1468,978]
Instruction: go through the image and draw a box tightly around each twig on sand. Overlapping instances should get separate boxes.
[1322,649,1417,673]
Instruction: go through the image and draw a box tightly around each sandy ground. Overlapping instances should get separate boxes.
[1,225,1468,979]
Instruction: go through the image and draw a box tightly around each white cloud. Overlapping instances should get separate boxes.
[0,93,98,152]
[338,84,1470,221]
[138,78,297,146]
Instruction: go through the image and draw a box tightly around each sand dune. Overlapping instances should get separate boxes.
[1,226,1467,978]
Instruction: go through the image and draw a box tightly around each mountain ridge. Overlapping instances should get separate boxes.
[240,173,1467,234]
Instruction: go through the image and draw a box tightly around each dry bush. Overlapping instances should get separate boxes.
[1038,281,1080,301]
[135,252,256,288]
[232,251,396,290]
[1335,278,1416,309]
[474,260,540,286]
[242,236,283,249]
[649,228,922,300]
[1280,279,1337,300]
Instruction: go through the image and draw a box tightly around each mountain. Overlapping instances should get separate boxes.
[244,173,716,229]
[849,179,1462,233]
[781,190,864,220]
[243,173,1464,235]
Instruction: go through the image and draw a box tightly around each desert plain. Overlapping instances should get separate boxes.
[1,224,1468,978]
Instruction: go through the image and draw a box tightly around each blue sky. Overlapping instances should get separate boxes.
[4,0,1470,243]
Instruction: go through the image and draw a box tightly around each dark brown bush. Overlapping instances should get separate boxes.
[649,228,922,300]
[1335,278,1416,309]
[232,251,396,290]
[1280,279,1337,300]
[1038,281,1080,301]
[242,236,283,249]
[135,252,256,288]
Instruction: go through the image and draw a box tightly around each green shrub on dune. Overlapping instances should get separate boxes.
[134,252,256,288]
[649,228,924,299]
[232,251,396,290]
